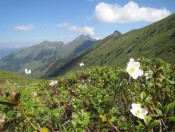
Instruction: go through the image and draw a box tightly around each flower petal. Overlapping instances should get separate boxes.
[131,74,138,79]
[130,109,137,116]
[137,69,143,76]
[133,62,140,68]
[137,114,145,119]
[130,58,134,63]
[141,108,148,115]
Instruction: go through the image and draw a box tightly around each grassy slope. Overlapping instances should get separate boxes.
[0,69,45,93]
[0,58,175,131]
[81,13,175,66]
[0,42,65,78]
[48,13,175,77]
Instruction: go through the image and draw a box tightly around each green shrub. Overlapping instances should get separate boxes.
[0,58,174,131]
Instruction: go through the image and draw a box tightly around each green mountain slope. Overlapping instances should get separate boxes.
[48,13,175,77]
[0,69,44,92]
[0,41,65,77]
[0,35,96,78]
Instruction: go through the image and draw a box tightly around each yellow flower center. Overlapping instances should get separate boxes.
[130,67,135,73]
[136,110,141,115]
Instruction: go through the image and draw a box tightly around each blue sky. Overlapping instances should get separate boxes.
[0,0,174,47]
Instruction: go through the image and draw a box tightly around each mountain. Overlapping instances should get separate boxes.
[0,41,65,77]
[65,34,97,56]
[47,13,175,77]
[0,47,24,59]
[0,35,97,77]
[68,35,97,56]
[37,35,97,78]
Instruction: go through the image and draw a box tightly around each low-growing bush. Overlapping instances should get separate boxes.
[0,58,175,131]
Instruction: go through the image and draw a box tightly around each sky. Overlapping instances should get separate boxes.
[0,0,174,48]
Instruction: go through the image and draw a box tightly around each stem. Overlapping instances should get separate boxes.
[17,103,40,131]
[121,93,127,108]
[112,77,122,104]
[62,119,70,127]
[159,119,162,132]
[136,79,143,91]
[112,88,117,106]
[109,122,120,132]
[160,119,167,132]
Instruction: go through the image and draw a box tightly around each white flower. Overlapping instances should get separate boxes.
[130,103,148,119]
[49,80,58,87]
[79,62,84,67]
[25,68,31,75]
[145,70,153,79]
[126,58,143,79]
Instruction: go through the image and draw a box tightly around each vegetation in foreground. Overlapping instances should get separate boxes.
[0,58,175,131]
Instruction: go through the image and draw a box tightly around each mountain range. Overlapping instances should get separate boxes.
[0,47,24,59]
[47,13,175,77]
[0,13,175,78]
[0,35,97,77]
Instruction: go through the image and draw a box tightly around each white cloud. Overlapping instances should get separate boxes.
[57,23,95,36]
[13,25,34,31]
[94,1,171,23]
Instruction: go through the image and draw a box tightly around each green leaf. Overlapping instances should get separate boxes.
[144,115,152,126]
[168,80,175,84]
[82,118,90,126]
[152,108,162,115]
[110,116,117,123]
[72,120,77,127]
[159,75,166,79]
[140,92,146,100]
[99,115,107,122]
[52,109,59,117]
[72,112,78,119]
[145,97,151,104]
[156,102,162,109]
[163,102,175,115]
[149,120,160,128]
[168,116,175,122]
[156,83,162,87]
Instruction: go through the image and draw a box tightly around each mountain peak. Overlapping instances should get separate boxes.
[40,40,64,45]
[75,34,92,41]
[113,30,122,37]
[41,40,50,43]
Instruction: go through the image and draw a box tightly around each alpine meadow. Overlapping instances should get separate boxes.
[0,2,175,131]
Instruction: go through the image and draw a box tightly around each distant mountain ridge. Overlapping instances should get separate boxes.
[1,13,174,78]
[0,47,24,59]
[47,13,175,77]
[0,35,97,77]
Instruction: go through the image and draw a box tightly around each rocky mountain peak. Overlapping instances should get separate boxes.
[113,30,122,37]
[75,34,93,41]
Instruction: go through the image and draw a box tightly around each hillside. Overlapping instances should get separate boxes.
[0,58,175,131]
[0,41,65,77]
[65,35,96,56]
[0,69,44,93]
[0,35,97,78]
[48,13,175,77]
